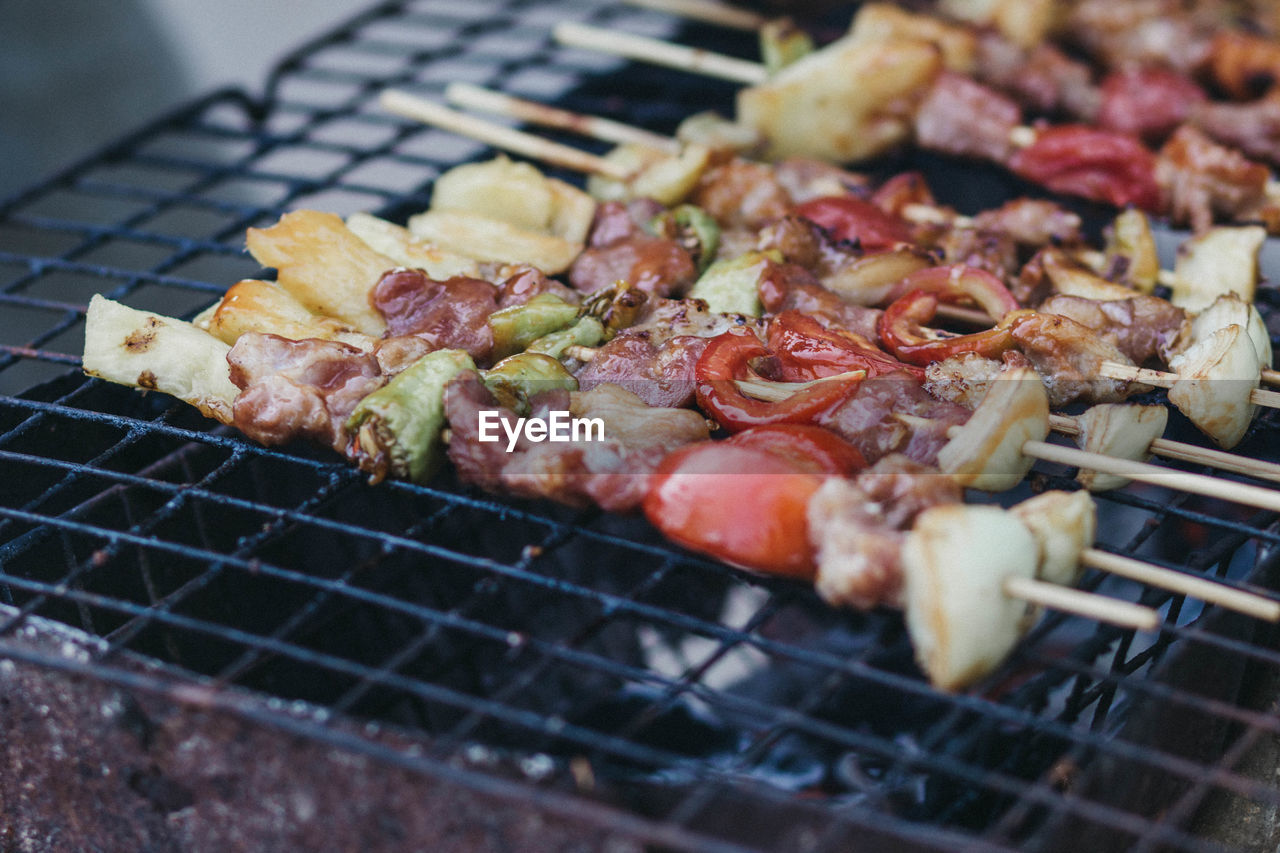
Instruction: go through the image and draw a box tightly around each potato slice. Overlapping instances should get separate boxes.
[902,504,1038,691]
[1171,225,1266,312]
[431,156,596,245]
[1073,404,1169,492]
[1168,324,1261,449]
[587,143,713,208]
[849,3,978,73]
[738,37,942,163]
[245,210,393,336]
[406,210,581,275]
[204,279,375,350]
[345,213,480,280]
[937,365,1049,491]
[82,295,238,424]
[1010,491,1097,586]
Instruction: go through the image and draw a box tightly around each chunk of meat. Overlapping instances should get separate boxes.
[970,199,1083,248]
[771,158,869,203]
[808,455,963,610]
[935,228,1019,279]
[817,371,971,466]
[976,34,1101,121]
[1191,94,1280,167]
[569,201,697,297]
[228,333,383,451]
[371,269,497,361]
[1065,0,1213,75]
[495,264,579,309]
[1010,313,1139,406]
[575,335,709,410]
[1037,294,1186,364]
[1156,126,1271,232]
[924,352,1004,410]
[444,373,708,511]
[914,72,1022,164]
[691,158,794,228]
[1097,66,1206,145]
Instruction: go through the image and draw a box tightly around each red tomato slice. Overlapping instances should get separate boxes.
[792,196,913,250]
[644,443,827,579]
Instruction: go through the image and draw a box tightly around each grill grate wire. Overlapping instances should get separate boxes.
[2,2,1280,851]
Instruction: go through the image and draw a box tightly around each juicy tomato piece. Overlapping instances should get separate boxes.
[1008,126,1161,212]
[792,196,913,250]
[888,265,1020,319]
[1097,67,1205,144]
[767,310,924,381]
[694,330,861,432]
[724,424,867,476]
[644,443,825,578]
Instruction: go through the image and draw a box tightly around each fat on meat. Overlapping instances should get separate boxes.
[228,333,383,452]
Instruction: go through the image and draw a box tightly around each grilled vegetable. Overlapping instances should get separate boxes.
[1010,491,1097,586]
[1170,225,1266,311]
[821,247,933,306]
[937,364,1049,491]
[649,205,721,273]
[694,330,862,432]
[1184,293,1272,368]
[792,195,912,250]
[1168,324,1261,449]
[82,295,239,424]
[768,310,923,381]
[760,18,814,74]
[407,210,581,275]
[1008,126,1161,211]
[737,36,941,163]
[347,349,476,484]
[902,504,1038,691]
[201,279,375,349]
[687,251,776,317]
[245,210,396,336]
[1042,249,1144,301]
[587,143,713,207]
[526,316,607,361]
[429,156,596,245]
[848,3,978,73]
[345,212,480,280]
[644,426,863,578]
[482,352,577,415]
[487,293,581,360]
[1102,209,1160,293]
[1073,404,1169,492]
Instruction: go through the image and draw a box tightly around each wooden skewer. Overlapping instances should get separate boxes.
[554,21,769,85]
[1097,361,1280,409]
[379,90,632,181]
[444,82,682,154]
[1003,576,1159,631]
[623,0,768,31]
[1018,438,1280,514]
[1048,413,1280,486]
[1083,549,1280,622]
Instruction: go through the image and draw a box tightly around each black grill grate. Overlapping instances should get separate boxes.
[4,2,1280,850]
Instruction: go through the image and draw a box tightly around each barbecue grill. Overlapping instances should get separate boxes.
[5,2,1280,850]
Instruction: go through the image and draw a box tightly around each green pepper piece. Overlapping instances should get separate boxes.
[688,251,781,317]
[526,316,606,360]
[580,283,648,337]
[648,204,721,273]
[346,349,475,484]
[488,293,580,360]
[760,18,814,74]
[483,352,578,415]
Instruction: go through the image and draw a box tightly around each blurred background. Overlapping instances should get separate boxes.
[1,0,355,199]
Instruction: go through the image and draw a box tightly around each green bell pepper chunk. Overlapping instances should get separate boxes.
[648,204,721,274]
[488,293,581,360]
[526,316,607,361]
[483,352,578,415]
[346,349,475,484]
[688,251,781,317]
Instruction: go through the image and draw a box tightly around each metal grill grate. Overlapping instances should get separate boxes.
[4,2,1280,850]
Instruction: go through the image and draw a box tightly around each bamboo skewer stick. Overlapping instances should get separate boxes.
[1003,576,1159,631]
[444,82,682,153]
[554,21,768,85]
[1048,413,1280,485]
[1097,361,1280,409]
[1019,439,1280,514]
[623,0,767,30]
[379,90,632,181]
[1083,549,1280,622]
